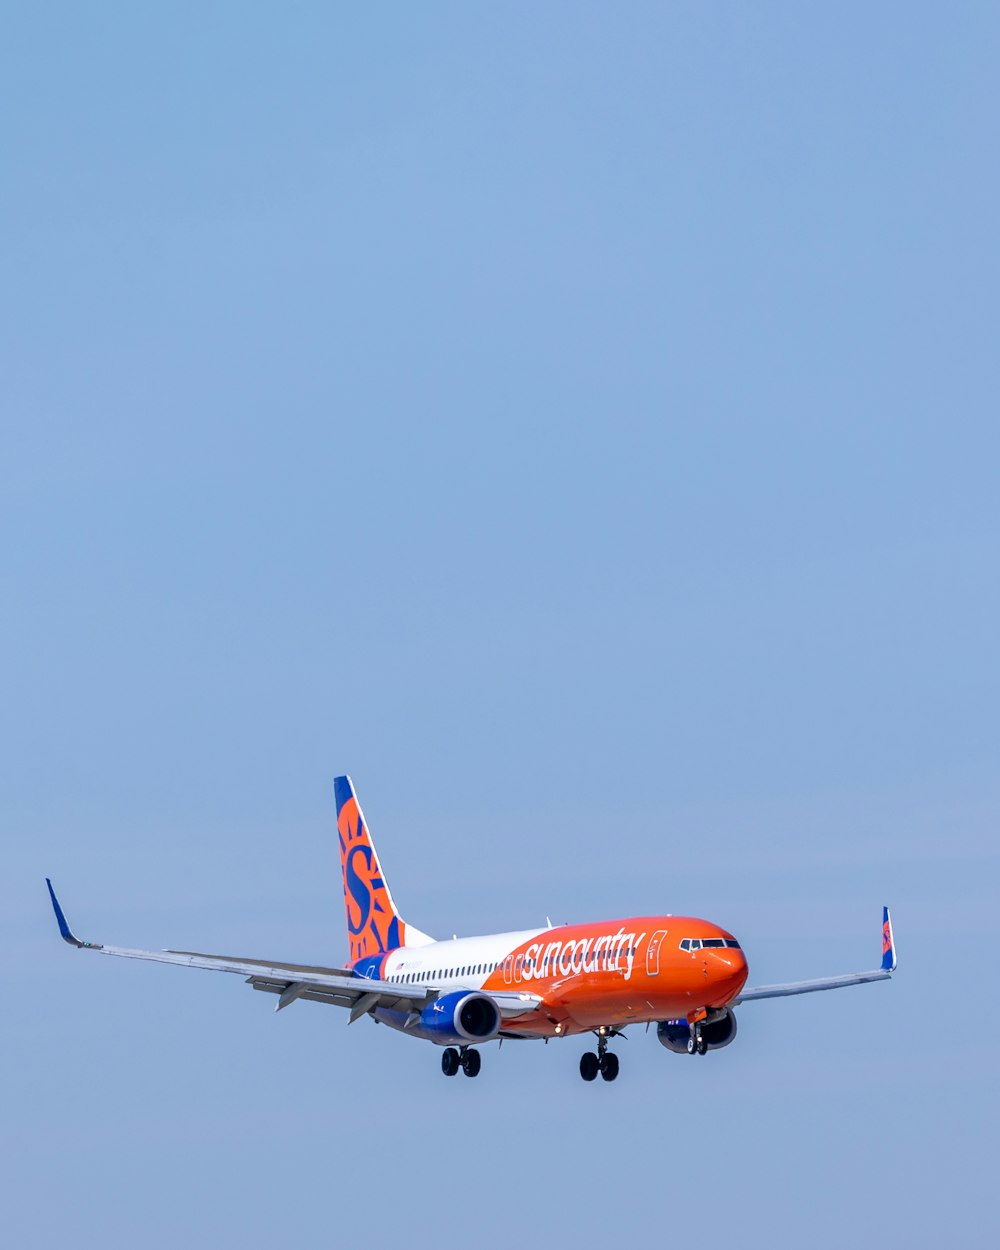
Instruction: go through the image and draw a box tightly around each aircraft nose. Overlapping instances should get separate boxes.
[706,948,748,1003]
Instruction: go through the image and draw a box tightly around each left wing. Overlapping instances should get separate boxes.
[733,907,896,1005]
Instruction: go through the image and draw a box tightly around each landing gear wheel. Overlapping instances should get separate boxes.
[441,1047,460,1076]
[697,1037,708,1056]
[461,1048,481,1078]
[600,1052,619,1082]
[687,1035,697,1055]
[580,1052,600,1082]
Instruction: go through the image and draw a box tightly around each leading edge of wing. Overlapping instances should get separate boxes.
[44,878,426,1002]
[733,907,897,1005]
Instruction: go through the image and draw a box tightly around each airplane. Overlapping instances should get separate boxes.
[46,774,897,1083]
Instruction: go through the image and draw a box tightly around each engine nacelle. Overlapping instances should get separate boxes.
[657,1008,738,1054]
[419,991,501,1045]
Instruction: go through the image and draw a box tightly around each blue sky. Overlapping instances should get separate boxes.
[2,4,998,1246]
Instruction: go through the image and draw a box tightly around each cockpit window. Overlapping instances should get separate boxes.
[702,938,725,948]
[724,939,741,949]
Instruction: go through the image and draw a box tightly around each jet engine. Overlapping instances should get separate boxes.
[419,991,501,1045]
[657,1008,738,1054]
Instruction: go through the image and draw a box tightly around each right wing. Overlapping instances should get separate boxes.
[46,878,429,1020]
[46,879,541,1022]
[733,907,896,1005]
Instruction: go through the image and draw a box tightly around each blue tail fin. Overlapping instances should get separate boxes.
[334,775,434,963]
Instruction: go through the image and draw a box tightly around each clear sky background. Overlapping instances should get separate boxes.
[2,3,998,1246]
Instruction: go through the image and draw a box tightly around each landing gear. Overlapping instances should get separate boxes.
[687,1026,708,1055]
[580,1027,620,1083]
[442,1046,481,1078]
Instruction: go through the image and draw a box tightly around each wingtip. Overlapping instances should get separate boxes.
[46,878,83,947]
[881,905,897,973]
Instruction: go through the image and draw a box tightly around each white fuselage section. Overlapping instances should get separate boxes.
[379,928,547,994]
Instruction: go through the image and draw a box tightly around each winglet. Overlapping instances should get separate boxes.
[880,906,896,973]
[46,878,85,948]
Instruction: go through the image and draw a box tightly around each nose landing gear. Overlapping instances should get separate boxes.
[687,1025,708,1055]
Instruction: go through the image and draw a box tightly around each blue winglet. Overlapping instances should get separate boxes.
[880,906,896,972]
[46,878,84,947]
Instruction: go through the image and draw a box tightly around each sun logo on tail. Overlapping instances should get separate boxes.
[338,792,403,962]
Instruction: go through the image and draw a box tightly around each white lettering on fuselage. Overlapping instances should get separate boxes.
[515,929,648,983]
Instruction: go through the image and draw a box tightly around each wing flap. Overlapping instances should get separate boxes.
[247,976,423,1014]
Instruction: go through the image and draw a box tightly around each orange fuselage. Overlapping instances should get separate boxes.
[480,915,748,1035]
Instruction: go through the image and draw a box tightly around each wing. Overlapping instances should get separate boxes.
[733,906,896,1005]
[45,880,542,1023]
[46,878,427,1021]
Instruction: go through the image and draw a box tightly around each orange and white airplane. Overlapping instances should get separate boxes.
[46,774,897,1082]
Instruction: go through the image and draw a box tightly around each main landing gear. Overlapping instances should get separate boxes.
[579,1027,620,1083]
[441,1046,481,1078]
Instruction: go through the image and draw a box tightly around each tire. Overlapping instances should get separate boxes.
[579,1052,600,1082]
[600,1052,619,1082]
[687,1036,697,1055]
[441,1047,460,1076]
[697,1037,708,1056]
[462,1048,481,1078]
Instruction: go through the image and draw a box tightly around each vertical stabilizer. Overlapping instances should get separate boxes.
[334,775,434,962]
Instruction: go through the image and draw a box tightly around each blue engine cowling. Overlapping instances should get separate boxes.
[419,991,501,1045]
[657,1008,738,1054]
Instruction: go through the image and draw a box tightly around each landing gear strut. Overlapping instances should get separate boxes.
[580,1026,620,1082]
